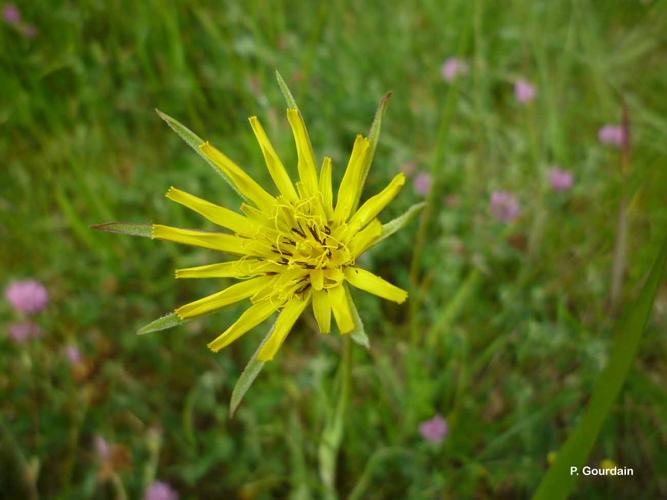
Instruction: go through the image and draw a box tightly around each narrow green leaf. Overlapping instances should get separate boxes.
[345,285,370,349]
[155,109,240,196]
[137,312,183,335]
[378,202,425,244]
[275,70,298,109]
[229,320,276,417]
[91,222,152,238]
[533,235,667,500]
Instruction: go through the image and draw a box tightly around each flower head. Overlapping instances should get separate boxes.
[94,436,111,461]
[3,3,20,24]
[64,344,82,364]
[413,172,432,196]
[5,280,48,314]
[514,79,536,104]
[549,167,574,192]
[441,57,468,82]
[7,321,42,344]
[144,481,179,500]
[490,191,520,223]
[22,23,37,38]
[106,77,411,362]
[598,124,626,148]
[419,414,448,444]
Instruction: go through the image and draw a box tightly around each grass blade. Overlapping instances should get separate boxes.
[532,234,667,500]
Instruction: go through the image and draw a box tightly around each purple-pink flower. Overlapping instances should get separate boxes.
[5,280,48,314]
[64,344,82,364]
[144,481,179,500]
[549,167,574,192]
[7,321,42,344]
[400,160,417,176]
[598,124,626,148]
[419,414,448,444]
[95,436,111,461]
[490,191,520,223]
[2,3,20,24]
[413,172,432,196]
[22,23,37,38]
[514,79,536,104]
[441,57,468,82]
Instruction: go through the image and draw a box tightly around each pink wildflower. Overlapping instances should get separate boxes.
[598,124,626,148]
[8,321,42,343]
[5,280,49,314]
[419,414,448,444]
[144,481,179,500]
[490,191,520,223]
[514,79,536,104]
[441,57,468,82]
[95,436,111,461]
[413,172,432,196]
[549,168,574,192]
[2,4,20,24]
[64,344,82,364]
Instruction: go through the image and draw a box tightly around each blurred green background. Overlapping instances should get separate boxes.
[2,0,667,498]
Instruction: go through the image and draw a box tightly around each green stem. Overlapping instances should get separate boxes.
[319,336,352,499]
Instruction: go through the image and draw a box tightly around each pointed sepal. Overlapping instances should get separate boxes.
[275,70,298,110]
[155,109,240,196]
[229,319,276,417]
[91,222,152,238]
[345,285,370,350]
[137,312,183,335]
[378,201,425,244]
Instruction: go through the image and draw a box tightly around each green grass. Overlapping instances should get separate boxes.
[2,0,667,498]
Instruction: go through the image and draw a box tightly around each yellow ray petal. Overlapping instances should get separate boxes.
[344,267,407,304]
[207,299,280,352]
[175,259,281,279]
[329,284,355,334]
[348,173,406,233]
[334,135,370,223]
[310,268,324,291]
[319,156,333,218]
[165,187,257,236]
[199,142,276,211]
[286,108,319,197]
[152,224,256,255]
[257,292,312,361]
[312,289,331,334]
[175,276,273,319]
[248,116,298,202]
[347,219,382,257]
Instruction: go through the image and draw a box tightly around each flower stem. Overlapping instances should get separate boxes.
[319,335,352,499]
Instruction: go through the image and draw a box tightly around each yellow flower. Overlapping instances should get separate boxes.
[97,74,421,363]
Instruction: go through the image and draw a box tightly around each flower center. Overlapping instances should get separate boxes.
[257,197,354,297]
